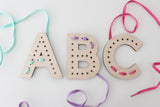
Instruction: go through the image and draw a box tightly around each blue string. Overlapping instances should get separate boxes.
[0,9,50,65]
[0,46,3,65]
[0,12,15,65]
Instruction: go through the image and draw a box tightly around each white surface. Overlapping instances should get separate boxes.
[0,0,160,107]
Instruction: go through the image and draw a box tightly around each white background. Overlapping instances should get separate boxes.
[0,0,160,107]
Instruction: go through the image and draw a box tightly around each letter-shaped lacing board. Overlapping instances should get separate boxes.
[103,34,143,79]
[21,32,63,78]
[67,33,100,79]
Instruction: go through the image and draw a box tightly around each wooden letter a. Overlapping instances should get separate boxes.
[21,32,63,78]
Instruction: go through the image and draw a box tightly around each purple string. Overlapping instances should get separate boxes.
[67,90,89,107]
[66,73,109,107]
[72,36,94,49]
[82,37,88,41]
[72,36,79,40]
[18,75,108,107]
[90,42,94,49]
[19,101,30,107]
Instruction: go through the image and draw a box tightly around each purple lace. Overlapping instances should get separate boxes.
[66,73,109,107]
[19,101,30,107]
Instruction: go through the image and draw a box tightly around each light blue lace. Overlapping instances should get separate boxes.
[0,9,49,65]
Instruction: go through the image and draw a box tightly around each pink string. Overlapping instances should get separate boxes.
[109,13,138,40]
[122,0,160,29]
[131,63,160,97]
[129,70,136,75]
[111,66,117,72]
[131,82,160,97]
[108,0,160,97]
[152,62,160,74]
[109,0,160,40]
[119,72,126,75]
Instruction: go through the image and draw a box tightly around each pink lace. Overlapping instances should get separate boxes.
[109,0,160,97]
